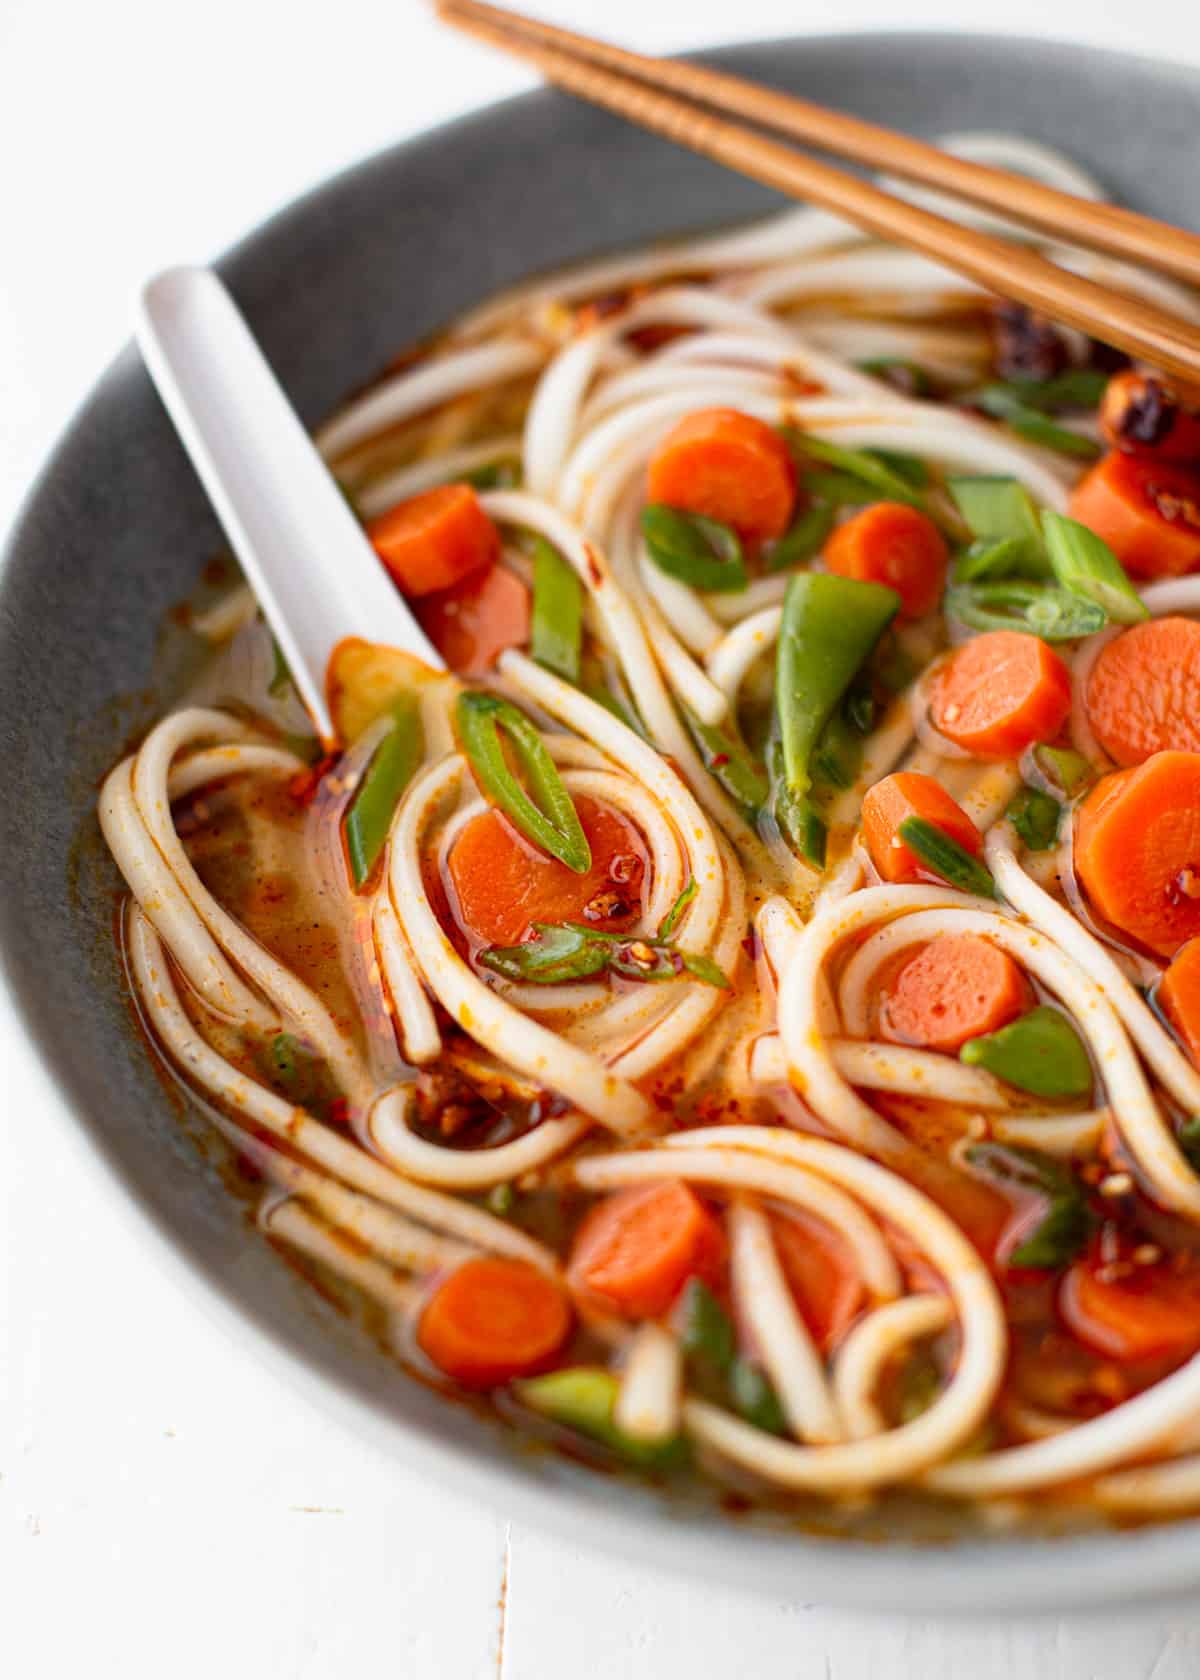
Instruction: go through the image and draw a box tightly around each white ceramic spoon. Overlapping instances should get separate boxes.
[137,266,444,742]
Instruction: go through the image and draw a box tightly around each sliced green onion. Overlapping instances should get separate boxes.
[1041,510,1149,627]
[964,1142,1095,1271]
[641,505,747,592]
[796,435,925,507]
[980,369,1108,415]
[857,357,934,398]
[680,703,769,821]
[530,535,583,682]
[897,816,997,898]
[259,1032,337,1117]
[344,697,424,888]
[946,476,1049,578]
[1007,786,1061,852]
[657,878,697,940]
[953,536,1038,584]
[1034,744,1096,798]
[485,1183,515,1217]
[516,1368,688,1468]
[799,470,882,509]
[457,691,591,873]
[676,1278,736,1399]
[961,1005,1093,1099]
[775,572,899,803]
[478,924,612,985]
[873,449,930,488]
[944,580,1107,641]
[764,502,834,572]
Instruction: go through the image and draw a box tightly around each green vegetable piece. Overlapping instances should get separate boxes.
[344,698,424,888]
[764,501,835,572]
[964,1141,1095,1270]
[516,1368,688,1468]
[1041,510,1150,627]
[1177,1116,1200,1173]
[873,449,930,488]
[981,369,1108,415]
[857,357,934,397]
[800,470,881,509]
[975,386,1102,458]
[462,456,521,490]
[1007,785,1061,852]
[729,1358,788,1435]
[677,951,733,989]
[1034,744,1096,798]
[457,691,591,873]
[777,790,828,869]
[479,924,612,985]
[775,572,900,803]
[260,1032,334,1115]
[530,535,583,682]
[946,477,1050,578]
[897,816,997,898]
[677,1278,736,1393]
[269,1031,301,1085]
[485,1183,515,1217]
[658,878,697,940]
[944,580,1107,641]
[961,1005,1093,1099]
[641,505,747,593]
[268,636,294,698]
[898,1353,943,1424]
[811,702,866,793]
[954,536,1037,584]
[680,703,769,821]
[796,435,925,507]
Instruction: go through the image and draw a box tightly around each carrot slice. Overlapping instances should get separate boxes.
[367,482,500,596]
[1074,751,1200,958]
[417,1257,572,1387]
[1158,937,1200,1064]
[769,1209,863,1352]
[824,501,948,619]
[1099,371,1200,464]
[1084,616,1200,766]
[415,562,530,678]
[445,794,647,949]
[880,934,1032,1054]
[1060,1255,1200,1362]
[1068,451,1200,579]
[568,1180,726,1318]
[646,407,796,543]
[930,630,1071,759]
[862,771,982,885]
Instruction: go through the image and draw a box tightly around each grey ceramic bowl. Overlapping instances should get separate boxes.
[5,32,1200,1614]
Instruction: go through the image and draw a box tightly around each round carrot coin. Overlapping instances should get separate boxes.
[930,630,1071,760]
[1085,616,1200,765]
[879,933,1032,1054]
[646,407,796,542]
[1074,751,1200,957]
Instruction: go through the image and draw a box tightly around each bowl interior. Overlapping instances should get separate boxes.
[5,31,1200,1613]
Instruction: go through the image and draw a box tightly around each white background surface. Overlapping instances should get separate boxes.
[6,2,1200,1674]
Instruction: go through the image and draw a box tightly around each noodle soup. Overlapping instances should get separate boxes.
[102,135,1200,1530]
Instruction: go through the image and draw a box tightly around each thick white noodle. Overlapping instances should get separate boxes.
[387,753,651,1135]
[729,1200,842,1444]
[833,1296,954,1440]
[750,1034,1015,1110]
[128,906,556,1269]
[614,1324,683,1444]
[354,434,523,517]
[368,1086,589,1190]
[264,1199,419,1314]
[373,900,441,1065]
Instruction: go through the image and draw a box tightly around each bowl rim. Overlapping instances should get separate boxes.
[6,27,1200,1615]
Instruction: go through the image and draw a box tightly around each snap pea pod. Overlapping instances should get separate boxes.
[897,817,997,898]
[775,573,900,805]
[344,696,424,888]
[960,1005,1093,1100]
[530,535,583,682]
[640,505,747,592]
[1041,510,1149,627]
[457,691,591,873]
[516,1368,689,1468]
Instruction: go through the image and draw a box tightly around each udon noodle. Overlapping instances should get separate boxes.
[101,134,1200,1529]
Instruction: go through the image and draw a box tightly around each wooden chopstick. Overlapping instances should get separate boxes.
[440,0,1200,290]
[438,0,1200,387]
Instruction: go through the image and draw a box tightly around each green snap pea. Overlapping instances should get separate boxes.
[764,502,835,572]
[516,1368,689,1468]
[960,1005,1093,1100]
[457,691,591,873]
[897,817,997,898]
[530,535,583,682]
[640,505,747,592]
[344,697,424,888]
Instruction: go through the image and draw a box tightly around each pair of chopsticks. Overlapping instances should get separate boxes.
[436,0,1200,386]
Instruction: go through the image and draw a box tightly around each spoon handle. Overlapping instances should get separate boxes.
[137,267,443,742]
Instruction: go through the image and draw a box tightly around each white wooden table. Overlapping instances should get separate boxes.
[6,2,1200,1672]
